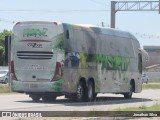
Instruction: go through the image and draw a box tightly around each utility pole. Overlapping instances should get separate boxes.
[159,0,160,13]
[102,22,104,27]
[111,1,116,28]
[111,1,160,28]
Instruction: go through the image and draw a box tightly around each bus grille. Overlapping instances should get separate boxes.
[17,51,54,60]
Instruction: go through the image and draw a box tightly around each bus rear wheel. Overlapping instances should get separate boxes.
[76,81,87,102]
[87,81,96,101]
[42,95,57,102]
[31,96,41,102]
[124,82,133,99]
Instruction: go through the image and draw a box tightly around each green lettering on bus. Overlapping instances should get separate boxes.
[23,28,48,37]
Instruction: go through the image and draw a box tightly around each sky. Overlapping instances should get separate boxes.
[0,0,160,48]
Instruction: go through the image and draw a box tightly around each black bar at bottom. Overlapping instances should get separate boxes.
[0,111,159,117]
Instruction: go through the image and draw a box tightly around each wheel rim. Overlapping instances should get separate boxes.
[77,84,83,99]
[88,84,93,99]
[129,83,133,96]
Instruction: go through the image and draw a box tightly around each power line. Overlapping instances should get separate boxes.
[0,9,110,13]
[89,0,110,6]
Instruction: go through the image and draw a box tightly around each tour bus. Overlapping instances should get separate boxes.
[11,21,143,102]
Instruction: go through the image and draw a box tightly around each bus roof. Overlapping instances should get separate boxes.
[63,23,137,40]
[13,21,137,41]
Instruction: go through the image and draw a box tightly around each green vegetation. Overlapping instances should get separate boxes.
[149,80,160,83]
[142,83,160,90]
[113,104,160,111]
[0,84,12,94]
[0,29,12,66]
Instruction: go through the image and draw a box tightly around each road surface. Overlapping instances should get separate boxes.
[0,89,159,111]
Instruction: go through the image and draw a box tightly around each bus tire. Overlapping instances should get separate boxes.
[42,95,56,101]
[31,96,41,102]
[88,81,96,101]
[124,82,133,99]
[76,81,87,102]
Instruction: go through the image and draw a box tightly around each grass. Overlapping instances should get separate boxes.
[87,104,160,117]
[149,80,160,83]
[0,84,12,94]
[142,83,160,90]
[113,104,160,111]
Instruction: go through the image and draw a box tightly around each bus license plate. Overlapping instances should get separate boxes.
[30,84,38,88]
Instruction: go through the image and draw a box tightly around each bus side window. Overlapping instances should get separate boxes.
[138,53,142,74]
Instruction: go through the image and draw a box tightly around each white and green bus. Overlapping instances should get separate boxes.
[11,21,143,102]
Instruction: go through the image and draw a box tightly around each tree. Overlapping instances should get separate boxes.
[0,29,12,66]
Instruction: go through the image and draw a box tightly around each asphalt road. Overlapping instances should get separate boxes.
[0,89,160,112]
